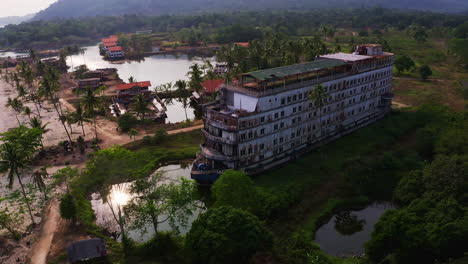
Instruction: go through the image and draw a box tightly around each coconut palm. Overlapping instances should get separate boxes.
[128,76,137,83]
[309,84,330,138]
[188,63,204,93]
[128,128,138,141]
[130,93,150,120]
[32,167,49,201]
[29,117,50,147]
[175,80,190,121]
[81,87,102,142]
[6,97,24,125]
[0,143,36,225]
[39,70,73,143]
[70,104,91,137]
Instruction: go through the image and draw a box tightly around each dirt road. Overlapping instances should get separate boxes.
[28,200,60,264]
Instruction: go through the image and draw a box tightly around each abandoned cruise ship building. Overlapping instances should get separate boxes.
[191,44,394,183]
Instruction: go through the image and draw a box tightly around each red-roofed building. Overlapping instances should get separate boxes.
[234,42,249,48]
[201,79,224,95]
[117,81,152,105]
[104,42,117,47]
[106,46,124,59]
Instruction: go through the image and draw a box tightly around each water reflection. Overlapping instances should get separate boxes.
[314,202,395,257]
[66,45,215,123]
[91,164,203,243]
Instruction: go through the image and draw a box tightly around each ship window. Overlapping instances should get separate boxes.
[281,111,285,117]
[274,113,279,119]
[280,122,284,128]
[248,131,253,138]
[260,154,264,159]
[248,148,252,154]
[279,147,283,152]
[293,107,297,113]
[240,134,246,140]
[280,137,284,143]
[293,95,297,101]
[240,149,246,155]
[260,128,265,135]
[291,133,295,139]
[274,139,278,145]
[281,98,285,105]
[274,124,278,130]
[261,116,265,123]
[299,106,302,111]
[299,94,303,99]
[260,144,265,150]
[288,96,291,103]
[298,117,302,122]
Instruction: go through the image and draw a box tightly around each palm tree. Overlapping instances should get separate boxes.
[0,143,36,225]
[39,71,73,143]
[6,97,24,125]
[32,167,49,201]
[70,104,91,137]
[175,80,190,121]
[309,84,330,139]
[29,117,50,147]
[130,94,150,120]
[128,76,136,83]
[128,128,138,141]
[188,63,204,93]
[81,87,101,142]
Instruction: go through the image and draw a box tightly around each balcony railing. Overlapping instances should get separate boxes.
[200,145,238,161]
[202,129,237,145]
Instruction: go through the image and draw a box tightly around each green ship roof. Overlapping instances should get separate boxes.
[243,59,346,81]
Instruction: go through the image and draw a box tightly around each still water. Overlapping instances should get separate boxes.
[314,202,396,257]
[91,164,204,243]
[66,45,215,123]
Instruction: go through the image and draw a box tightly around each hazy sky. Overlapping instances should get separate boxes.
[1,0,57,17]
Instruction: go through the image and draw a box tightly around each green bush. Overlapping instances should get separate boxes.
[59,193,76,220]
[118,113,138,132]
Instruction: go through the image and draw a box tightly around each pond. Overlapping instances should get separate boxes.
[91,163,204,243]
[66,45,215,123]
[314,202,396,257]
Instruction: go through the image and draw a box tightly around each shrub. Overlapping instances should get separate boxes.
[118,113,138,132]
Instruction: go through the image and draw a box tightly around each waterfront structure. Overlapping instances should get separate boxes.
[117,81,153,105]
[191,44,394,183]
[106,46,125,59]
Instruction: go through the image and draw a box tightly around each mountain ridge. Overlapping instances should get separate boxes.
[33,0,468,21]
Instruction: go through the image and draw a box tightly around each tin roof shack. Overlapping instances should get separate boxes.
[117,81,152,105]
[41,58,68,73]
[67,238,107,264]
[82,70,105,80]
[202,79,225,96]
[78,78,102,90]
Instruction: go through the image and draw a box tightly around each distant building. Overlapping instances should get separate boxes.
[67,238,107,264]
[106,46,125,59]
[117,81,152,105]
[191,44,394,183]
[234,42,249,48]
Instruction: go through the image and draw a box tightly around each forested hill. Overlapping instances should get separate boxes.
[33,0,468,20]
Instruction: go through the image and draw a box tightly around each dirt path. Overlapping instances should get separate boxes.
[28,200,60,264]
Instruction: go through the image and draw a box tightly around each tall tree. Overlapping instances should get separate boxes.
[0,126,42,225]
[125,172,197,235]
[309,84,330,139]
[70,104,91,137]
[175,80,190,121]
[39,69,73,143]
[130,93,150,120]
[81,87,102,142]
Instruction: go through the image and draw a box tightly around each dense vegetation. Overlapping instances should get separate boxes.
[2,8,468,49]
[31,0,468,21]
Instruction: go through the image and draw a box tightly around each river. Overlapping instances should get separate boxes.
[314,202,396,257]
[91,163,204,243]
[66,45,215,123]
